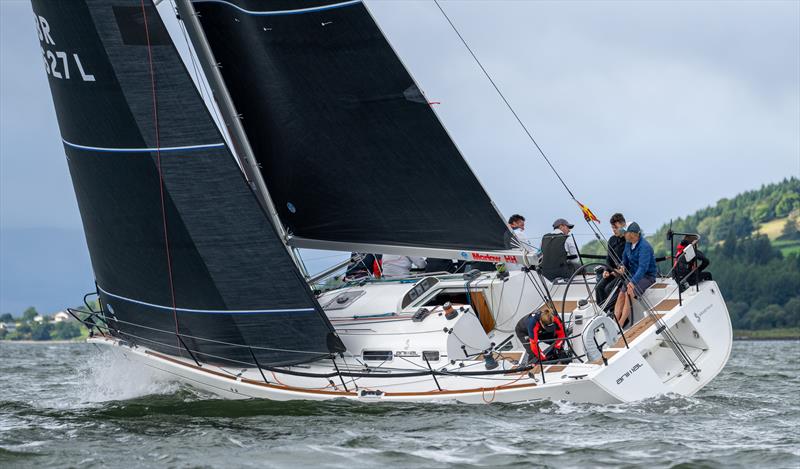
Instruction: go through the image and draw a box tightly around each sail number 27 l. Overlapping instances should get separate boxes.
[34,14,95,82]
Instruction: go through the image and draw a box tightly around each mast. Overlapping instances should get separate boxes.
[174,0,308,274]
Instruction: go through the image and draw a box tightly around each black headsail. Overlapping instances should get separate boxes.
[190,0,516,256]
[31,0,342,366]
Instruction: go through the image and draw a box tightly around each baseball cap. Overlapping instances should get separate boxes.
[552,218,574,229]
[626,222,642,234]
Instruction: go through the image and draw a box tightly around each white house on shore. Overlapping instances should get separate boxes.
[53,311,70,323]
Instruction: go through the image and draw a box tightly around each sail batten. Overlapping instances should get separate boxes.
[97,286,316,314]
[193,0,362,16]
[62,139,226,153]
[192,0,514,253]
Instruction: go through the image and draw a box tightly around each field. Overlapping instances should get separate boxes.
[754,216,800,256]
[756,217,790,239]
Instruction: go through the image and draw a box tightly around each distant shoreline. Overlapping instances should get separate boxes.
[733,336,799,341]
[733,329,799,341]
[734,337,798,341]
[0,339,85,344]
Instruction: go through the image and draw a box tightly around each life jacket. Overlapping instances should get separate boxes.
[674,244,685,268]
[528,312,566,360]
[673,243,694,279]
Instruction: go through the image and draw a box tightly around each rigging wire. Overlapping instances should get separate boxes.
[432,0,576,202]
[140,0,181,352]
[432,1,700,373]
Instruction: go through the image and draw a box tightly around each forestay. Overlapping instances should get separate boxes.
[32,0,342,366]
[191,0,515,254]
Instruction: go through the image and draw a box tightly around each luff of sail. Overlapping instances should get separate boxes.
[31,0,343,366]
[190,0,520,258]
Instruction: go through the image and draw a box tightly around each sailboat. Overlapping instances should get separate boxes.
[34,0,732,403]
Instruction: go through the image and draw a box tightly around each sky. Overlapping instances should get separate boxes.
[1,0,799,314]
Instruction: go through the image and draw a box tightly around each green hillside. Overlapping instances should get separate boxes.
[584,177,800,332]
[646,177,800,255]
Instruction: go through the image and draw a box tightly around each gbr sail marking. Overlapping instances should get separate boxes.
[34,14,95,82]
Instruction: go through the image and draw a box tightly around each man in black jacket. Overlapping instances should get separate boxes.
[596,213,627,309]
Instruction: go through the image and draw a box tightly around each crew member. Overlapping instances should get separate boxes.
[508,214,535,271]
[381,255,427,277]
[551,218,580,270]
[596,213,627,308]
[508,214,526,231]
[613,222,657,327]
[514,306,567,364]
[674,235,711,287]
[344,253,381,280]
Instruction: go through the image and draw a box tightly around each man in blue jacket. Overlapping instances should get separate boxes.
[613,222,657,327]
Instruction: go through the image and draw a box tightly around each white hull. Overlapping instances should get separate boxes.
[89,273,732,404]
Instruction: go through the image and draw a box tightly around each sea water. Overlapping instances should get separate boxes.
[0,340,798,468]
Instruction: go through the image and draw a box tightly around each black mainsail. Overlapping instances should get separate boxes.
[32,0,342,366]
[190,0,515,254]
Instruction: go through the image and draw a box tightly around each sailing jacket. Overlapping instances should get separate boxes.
[622,238,657,284]
[527,313,566,361]
[605,234,626,270]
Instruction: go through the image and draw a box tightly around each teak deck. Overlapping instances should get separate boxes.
[613,313,666,348]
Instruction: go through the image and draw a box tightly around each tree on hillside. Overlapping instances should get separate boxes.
[0,313,13,323]
[775,192,800,218]
[785,298,800,318]
[30,322,53,341]
[15,323,31,336]
[780,216,800,240]
[22,307,39,322]
[721,234,737,258]
[52,321,81,340]
[712,212,753,241]
[740,235,780,264]
[752,201,775,223]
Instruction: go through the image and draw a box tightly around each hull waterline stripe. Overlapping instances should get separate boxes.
[192,0,362,16]
[62,138,225,153]
[145,349,541,398]
[97,286,315,314]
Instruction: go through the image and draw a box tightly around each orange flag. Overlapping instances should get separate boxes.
[578,201,600,223]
